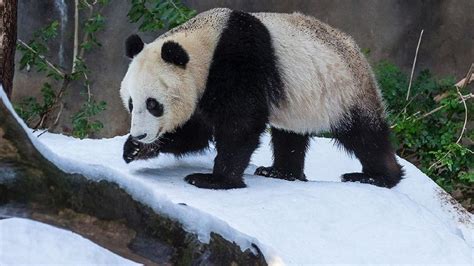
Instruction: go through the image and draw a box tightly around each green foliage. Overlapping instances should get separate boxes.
[375,61,473,192]
[71,98,107,139]
[15,22,63,127]
[15,83,55,123]
[16,2,109,138]
[17,21,63,80]
[128,0,197,31]
[81,14,106,50]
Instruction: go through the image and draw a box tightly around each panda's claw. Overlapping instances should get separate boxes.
[123,135,144,163]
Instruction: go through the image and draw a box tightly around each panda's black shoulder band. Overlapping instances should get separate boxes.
[125,34,144,58]
[161,41,189,68]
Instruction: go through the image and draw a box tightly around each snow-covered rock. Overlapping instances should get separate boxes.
[0,218,138,265]
[1,88,473,265]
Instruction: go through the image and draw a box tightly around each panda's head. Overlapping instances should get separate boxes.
[120,34,199,144]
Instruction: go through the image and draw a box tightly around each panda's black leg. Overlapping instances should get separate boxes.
[158,114,213,156]
[185,123,265,189]
[332,110,403,188]
[255,127,309,181]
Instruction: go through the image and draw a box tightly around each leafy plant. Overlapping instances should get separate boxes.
[128,0,197,31]
[15,83,56,124]
[17,21,63,81]
[71,98,107,139]
[15,1,110,138]
[80,13,106,51]
[375,61,473,209]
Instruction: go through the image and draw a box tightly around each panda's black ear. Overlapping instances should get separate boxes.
[161,41,189,68]
[125,34,144,58]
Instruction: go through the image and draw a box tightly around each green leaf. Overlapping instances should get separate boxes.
[128,0,196,32]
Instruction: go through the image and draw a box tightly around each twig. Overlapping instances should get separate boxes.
[428,150,451,171]
[78,1,97,59]
[416,93,472,120]
[417,105,445,120]
[426,144,473,170]
[455,87,468,144]
[427,64,473,170]
[395,63,472,126]
[37,129,49,138]
[463,93,474,101]
[391,93,419,122]
[459,63,474,89]
[168,0,185,18]
[390,93,472,128]
[32,77,70,130]
[83,72,91,102]
[455,75,474,88]
[406,29,424,101]
[53,102,64,126]
[35,113,47,129]
[455,64,473,144]
[17,39,65,78]
[72,0,79,72]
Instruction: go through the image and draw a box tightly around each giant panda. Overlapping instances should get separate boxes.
[120,8,403,189]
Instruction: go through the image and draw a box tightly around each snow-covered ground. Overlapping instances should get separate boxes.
[0,218,138,265]
[1,88,473,264]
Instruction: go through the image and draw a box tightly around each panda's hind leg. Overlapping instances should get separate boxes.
[332,109,403,188]
[255,127,309,181]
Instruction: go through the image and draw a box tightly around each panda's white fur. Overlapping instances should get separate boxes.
[256,12,368,134]
[121,9,229,143]
[121,8,382,141]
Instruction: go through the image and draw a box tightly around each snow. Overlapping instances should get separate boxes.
[0,218,138,265]
[1,87,473,264]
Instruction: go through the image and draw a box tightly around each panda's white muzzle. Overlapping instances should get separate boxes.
[130,111,161,144]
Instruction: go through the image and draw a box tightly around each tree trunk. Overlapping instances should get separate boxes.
[0,0,17,98]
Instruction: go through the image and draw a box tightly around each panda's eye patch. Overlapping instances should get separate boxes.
[146,98,164,117]
[128,98,133,112]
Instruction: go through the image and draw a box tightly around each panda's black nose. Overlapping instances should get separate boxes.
[133,133,147,140]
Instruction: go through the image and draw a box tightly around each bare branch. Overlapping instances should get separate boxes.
[456,63,474,89]
[83,71,91,102]
[53,102,64,126]
[428,150,451,171]
[72,0,79,72]
[455,87,468,144]
[78,1,96,59]
[454,64,473,144]
[455,75,474,88]
[17,39,65,78]
[406,29,424,101]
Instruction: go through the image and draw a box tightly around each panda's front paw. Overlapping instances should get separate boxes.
[254,166,307,181]
[123,135,142,163]
[185,173,246,189]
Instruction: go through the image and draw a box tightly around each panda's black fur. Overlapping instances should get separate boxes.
[123,10,403,189]
[125,34,144,59]
[161,41,190,68]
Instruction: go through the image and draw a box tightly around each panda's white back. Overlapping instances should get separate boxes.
[254,12,378,134]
